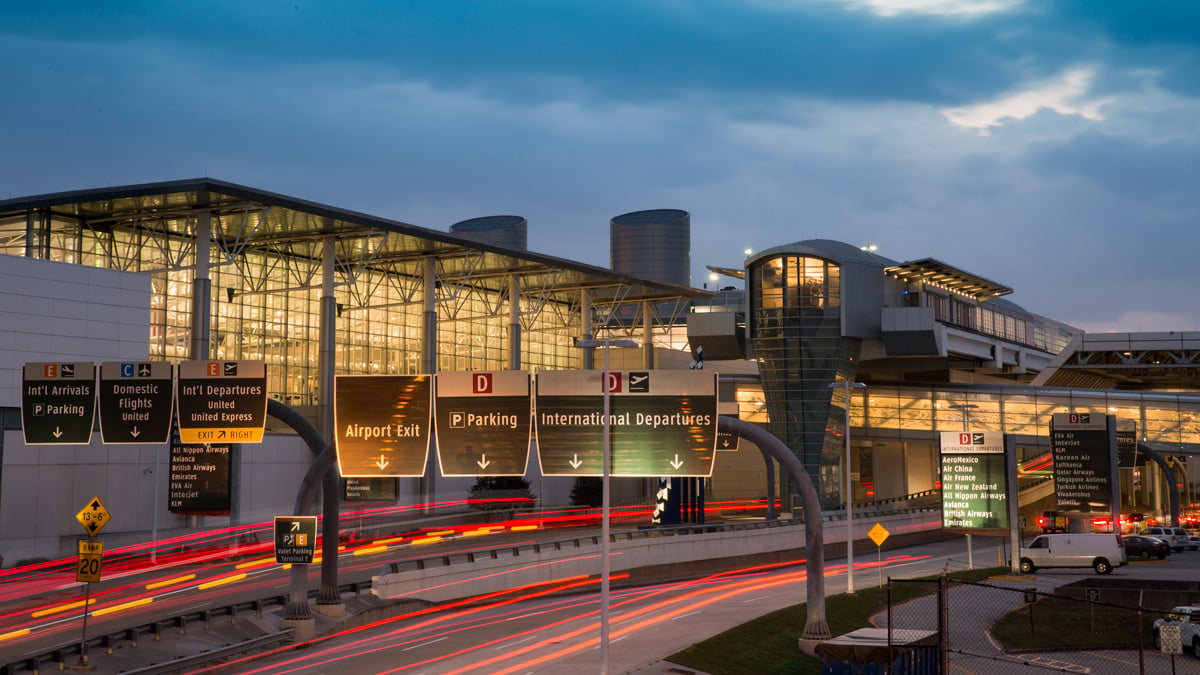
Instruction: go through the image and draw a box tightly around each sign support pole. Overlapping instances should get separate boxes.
[600,342,612,675]
[76,580,93,670]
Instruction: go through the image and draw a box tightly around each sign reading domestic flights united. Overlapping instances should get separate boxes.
[939,431,1008,534]
[435,371,532,476]
[98,361,174,444]
[175,360,267,443]
[334,375,432,477]
[22,362,97,445]
[535,370,718,477]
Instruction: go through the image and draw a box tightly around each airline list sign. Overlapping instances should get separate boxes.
[940,431,1008,533]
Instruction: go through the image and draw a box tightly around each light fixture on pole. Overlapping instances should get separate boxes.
[828,379,866,594]
[948,403,979,432]
[574,336,638,675]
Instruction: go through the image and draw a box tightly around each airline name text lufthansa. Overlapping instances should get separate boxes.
[539,411,712,428]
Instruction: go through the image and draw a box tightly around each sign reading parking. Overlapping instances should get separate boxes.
[176,360,267,443]
[273,515,318,565]
[22,362,96,445]
[334,375,432,477]
[435,371,532,476]
[98,361,174,444]
[535,370,718,477]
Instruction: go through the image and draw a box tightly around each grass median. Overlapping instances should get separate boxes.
[668,567,1004,675]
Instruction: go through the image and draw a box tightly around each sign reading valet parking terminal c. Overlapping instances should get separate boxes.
[175,360,267,444]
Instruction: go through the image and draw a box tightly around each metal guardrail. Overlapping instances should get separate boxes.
[0,582,372,675]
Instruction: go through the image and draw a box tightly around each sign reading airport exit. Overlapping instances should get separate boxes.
[176,360,267,444]
[334,375,432,477]
[22,362,97,445]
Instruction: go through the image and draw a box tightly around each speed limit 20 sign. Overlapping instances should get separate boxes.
[76,539,104,583]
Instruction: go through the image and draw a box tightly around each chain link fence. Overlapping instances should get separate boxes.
[876,575,1200,674]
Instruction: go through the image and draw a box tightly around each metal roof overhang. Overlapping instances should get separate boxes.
[884,258,1012,301]
[0,178,709,305]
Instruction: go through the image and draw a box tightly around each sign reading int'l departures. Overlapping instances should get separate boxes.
[1051,413,1118,516]
[98,361,174,444]
[435,371,532,476]
[535,370,718,477]
[334,375,432,477]
[176,360,267,444]
[22,362,97,445]
[169,442,232,515]
[273,515,318,565]
[940,431,1008,534]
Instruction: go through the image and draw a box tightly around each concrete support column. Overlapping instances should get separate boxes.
[581,291,594,370]
[642,301,654,369]
[508,274,521,370]
[421,257,437,509]
[190,209,212,361]
[315,237,343,616]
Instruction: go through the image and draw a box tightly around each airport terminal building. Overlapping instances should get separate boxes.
[1,178,1198,560]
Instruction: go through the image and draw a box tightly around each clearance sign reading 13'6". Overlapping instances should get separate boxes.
[333,370,719,479]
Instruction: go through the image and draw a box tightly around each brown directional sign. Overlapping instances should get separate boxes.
[274,515,318,565]
[22,362,97,445]
[334,375,432,477]
[176,360,267,443]
[98,361,174,444]
[435,371,532,477]
[169,442,232,515]
[1051,413,1118,516]
[535,370,718,477]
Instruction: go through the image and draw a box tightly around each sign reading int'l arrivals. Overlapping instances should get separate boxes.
[22,362,97,445]
[435,371,532,476]
[176,360,267,443]
[940,431,1008,534]
[1051,413,1118,516]
[334,375,432,477]
[535,370,719,477]
[98,361,174,444]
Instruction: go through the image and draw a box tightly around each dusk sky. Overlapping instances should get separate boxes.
[2,1,1198,333]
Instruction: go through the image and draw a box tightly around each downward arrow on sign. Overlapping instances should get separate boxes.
[477,454,491,470]
[569,453,583,469]
[669,454,684,470]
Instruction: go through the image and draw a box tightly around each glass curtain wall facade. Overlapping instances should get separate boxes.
[749,254,854,507]
[0,210,586,407]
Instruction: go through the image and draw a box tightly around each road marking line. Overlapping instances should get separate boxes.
[403,636,448,651]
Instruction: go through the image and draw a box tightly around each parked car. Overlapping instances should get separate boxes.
[1141,526,1191,553]
[1016,533,1127,575]
[1122,534,1171,560]
[1154,606,1200,657]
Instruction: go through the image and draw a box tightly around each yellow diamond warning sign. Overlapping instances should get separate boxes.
[868,522,890,547]
[75,496,111,537]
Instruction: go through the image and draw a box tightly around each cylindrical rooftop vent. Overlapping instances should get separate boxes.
[610,209,690,286]
[450,215,528,251]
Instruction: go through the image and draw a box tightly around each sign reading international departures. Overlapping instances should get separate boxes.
[940,431,1008,534]
[176,360,267,443]
[22,362,97,444]
[435,371,532,476]
[535,370,718,477]
[98,361,174,444]
[1051,412,1118,515]
[334,375,432,477]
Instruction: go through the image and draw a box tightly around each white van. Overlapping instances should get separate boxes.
[1017,533,1127,575]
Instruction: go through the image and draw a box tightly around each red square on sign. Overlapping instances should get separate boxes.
[959,432,971,445]
[207,362,221,376]
[43,364,58,378]
[473,373,493,394]
[603,372,622,393]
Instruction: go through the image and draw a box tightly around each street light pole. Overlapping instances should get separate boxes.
[576,337,638,675]
[948,403,980,568]
[829,380,866,594]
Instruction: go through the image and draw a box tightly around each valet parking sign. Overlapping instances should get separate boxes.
[535,369,718,477]
[435,371,532,476]
[940,431,1009,534]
